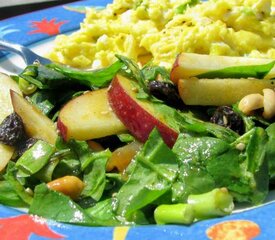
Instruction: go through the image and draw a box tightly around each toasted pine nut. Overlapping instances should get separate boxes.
[263,88,275,119]
[238,93,264,115]
[47,176,85,200]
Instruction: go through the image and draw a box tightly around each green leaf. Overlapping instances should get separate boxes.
[113,128,179,218]
[29,184,99,226]
[196,61,275,79]
[266,123,275,181]
[48,61,123,88]
[173,128,269,204]
[141,64,171,82]
[4,162,33,205]
[0,181,28,207]
[82,157,108,201]
[172,135,228,202]
[85,199,123,226]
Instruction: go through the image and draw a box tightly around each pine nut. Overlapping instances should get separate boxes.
[47,176,84,200]
[238,93,264,115]
[263,88,275,119]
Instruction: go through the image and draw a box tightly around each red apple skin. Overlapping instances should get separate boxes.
[57,119,68,141]
[107,75,178,148]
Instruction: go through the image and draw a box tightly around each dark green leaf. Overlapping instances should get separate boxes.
[113,129,178,218]
[0,181,27,207]
[48,61,123,88]
[29,184,99,226]
[82,157,108,201]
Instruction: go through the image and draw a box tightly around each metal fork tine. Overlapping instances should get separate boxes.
[0,39,51,65]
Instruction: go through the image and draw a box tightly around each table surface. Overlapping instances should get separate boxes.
[0,0,78,20]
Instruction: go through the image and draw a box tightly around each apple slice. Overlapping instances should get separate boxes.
[178,78,275,106]
[57,88,127,141]
[107,75,179,147]
[0,73,22,171]
[11,90,57,145]
[170,53,275,84]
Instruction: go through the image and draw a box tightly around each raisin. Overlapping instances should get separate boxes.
[0,113,25,146]
[210,106,244,134]
[148,80,184,109]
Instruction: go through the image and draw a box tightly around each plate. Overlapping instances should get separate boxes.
[0,1,275,239]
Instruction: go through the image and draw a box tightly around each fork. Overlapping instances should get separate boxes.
[0,39,51,65]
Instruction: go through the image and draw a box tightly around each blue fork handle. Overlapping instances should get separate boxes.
[0,39,51,65]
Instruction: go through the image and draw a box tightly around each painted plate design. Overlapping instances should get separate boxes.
[0,1,275,239]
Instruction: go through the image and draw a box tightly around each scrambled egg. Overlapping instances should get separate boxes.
[48,0,275,69]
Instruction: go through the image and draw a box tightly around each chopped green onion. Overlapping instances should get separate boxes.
[18,77,37,95]
[187,187,234,220]
[154,203,194,225]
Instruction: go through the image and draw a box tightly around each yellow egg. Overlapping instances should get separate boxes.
[48,0,275,69]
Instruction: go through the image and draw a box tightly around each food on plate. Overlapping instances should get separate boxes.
[0,73,22,171]
[11,90,57,145]
[0,51,274,226]
[170,53,275,84]
[178,78,275,106]
[0,0,275,228]
[48,0,275,69]
[57,88,127,141]
[108,74,179,147]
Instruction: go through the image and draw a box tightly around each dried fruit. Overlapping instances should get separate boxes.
[148,80,183,109]
[0,113,25,146]
[210,106,244,134]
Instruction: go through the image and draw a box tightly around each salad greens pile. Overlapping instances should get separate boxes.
[0,55,275,226]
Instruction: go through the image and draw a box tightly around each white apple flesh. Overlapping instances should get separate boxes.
[170,53,275,84]
[178,78,275,106]
[0,73,22,171]
[57,88,127,141]
[11,90,57,145]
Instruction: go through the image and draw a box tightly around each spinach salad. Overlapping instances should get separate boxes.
[0,54,274,226]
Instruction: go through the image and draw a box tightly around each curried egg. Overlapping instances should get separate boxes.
[48,0,275,69]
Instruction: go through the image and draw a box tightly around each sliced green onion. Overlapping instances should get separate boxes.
[154,203,194,225]
[187,187,234,220]
[18,77,37,95]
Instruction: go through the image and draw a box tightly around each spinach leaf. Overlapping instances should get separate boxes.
[67,139,111,171]
[82,157,109,201]
[113,128,179,218]
[173,127,269,204]
[172,136,228,202]
[85,199,122,226]
[265,123,275,181]
[196,61,275,79]
[116,55,148,93]
[4,162,33,205]
[19,60,123,90]
[0,181,27,207]
[53,159,81,179]
[27,91,55,116]
[29,184,99,226]
[48,61,123,88]
[141,64,171,82]
[19,65,68,89]
[86,198,149,226]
